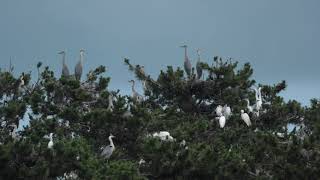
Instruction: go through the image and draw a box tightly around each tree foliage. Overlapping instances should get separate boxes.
[0,57,319,179]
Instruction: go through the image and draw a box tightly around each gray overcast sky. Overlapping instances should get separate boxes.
[0,0,319,105]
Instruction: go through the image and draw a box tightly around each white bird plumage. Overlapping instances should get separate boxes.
[9,124,18,140]
[180,45,192,78]
[152,131,174,141]
[254,87,263,111]
[107,94,114,112]
[219,116,226,128]
[129,80,144,103]
[47,133,54,149]
[241,110,251,127]
[101,134,115,159]
[245,99,254,113]
[215,105,223,117]
[222,105,232,119]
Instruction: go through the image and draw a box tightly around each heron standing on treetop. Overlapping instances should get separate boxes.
[75,49,85,81]
[180,45,192,78]
[196,49,203,79]
[59,50,70,77]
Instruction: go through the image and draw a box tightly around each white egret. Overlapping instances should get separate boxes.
[240,110,251,127]
[215,105,223,117]
[219,116,226,128]
[101,134,115,159]
[245,99,254,113]
[254,87,263,111]
[107,94,114,112]
[222,105,232,119]
[19,75,25,88]
[180,140,186,147]
[139,159,146,166]
[48,133,54,149]
[9,124,18,140]
[129,80,144,103]
[75,49,85,81]
[153,131,174,141]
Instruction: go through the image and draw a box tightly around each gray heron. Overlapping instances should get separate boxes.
[75,49,85,81]
[196,49,203,79]
[101,134,115,159]
[129,80,144,103]
[180,45,192,78]
[58,51,70,77]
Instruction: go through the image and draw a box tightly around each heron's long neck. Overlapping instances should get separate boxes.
[246,99,250,107]
[109,137,114,147]
[258,88,262,99]
[50,135,53,141]
[131,82,136,93]
[62,54,66,65]
[108,96,113,104]
[184,47,188,60]
[80,53,84,65]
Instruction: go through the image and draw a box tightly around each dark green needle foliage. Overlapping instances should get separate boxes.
[0,55,319,180]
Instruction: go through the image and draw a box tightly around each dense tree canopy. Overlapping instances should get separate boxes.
[0,57,319,179]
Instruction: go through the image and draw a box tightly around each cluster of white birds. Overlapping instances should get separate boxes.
[152,131,175,142]
[59,49,85,81]
[245,87,263,117]
[215,105,232,128]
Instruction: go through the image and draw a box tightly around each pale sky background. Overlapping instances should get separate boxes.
[0,0,319,106]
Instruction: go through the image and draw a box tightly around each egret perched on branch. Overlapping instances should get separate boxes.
[215,105,223,117]
[245,99,254,113]
[240,110,251,127]
[107,94,114,112]
[75,49,85,81]
[180,45,192,77]
[222,105,232,119]
[129,80,144,103]
[47,133,54,149]
[219,116,226,128]
[9,124,18,140]
[196,49,203,79]
[254,87,263,111]
[153,131,174,141]
[58,51,70,77]
[101,134,115,159]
